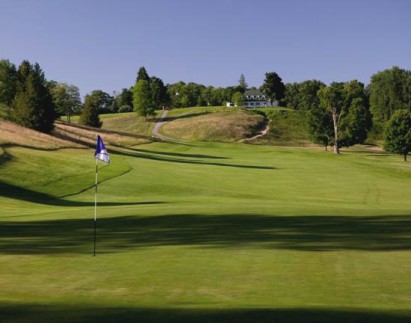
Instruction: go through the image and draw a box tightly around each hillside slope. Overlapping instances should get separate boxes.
[160,108,265,142]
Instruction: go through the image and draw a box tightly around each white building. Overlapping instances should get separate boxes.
[243,90,276,108]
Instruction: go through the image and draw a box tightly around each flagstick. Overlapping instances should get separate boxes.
[93,158,98,256]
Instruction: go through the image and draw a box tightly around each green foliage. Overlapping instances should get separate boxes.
[136,66,150,82]
[307,107,333,148]
[118,105,133,113]
[10,60,56,133]
[78,92,102,127]
[384,109,411,161]
[238,73,247,90]
[231,92,244,106]
[84,90,116,114]
[0,59,17,106]
[284,80,325,111]
[50,83,81,122]
[316,80,371,153]
[133,79,155,117]
[115,88,133,108]
[369,66,411,137]
[150,76,169,108]
[260,72,285,103]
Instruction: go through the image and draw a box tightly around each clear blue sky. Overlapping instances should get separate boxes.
[1,0,410,98]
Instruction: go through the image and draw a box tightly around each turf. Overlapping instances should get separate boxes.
[0,139,410,322]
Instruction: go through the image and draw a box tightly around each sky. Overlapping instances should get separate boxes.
[1,0,410,98]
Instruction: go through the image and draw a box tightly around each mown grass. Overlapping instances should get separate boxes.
[0,133,411,322]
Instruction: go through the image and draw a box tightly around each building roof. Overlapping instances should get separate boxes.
[243,90,267,101]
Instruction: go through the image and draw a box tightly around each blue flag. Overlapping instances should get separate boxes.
[94,135,110,163]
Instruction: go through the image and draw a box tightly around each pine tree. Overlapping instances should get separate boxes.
[136,66,150,82]
[133,79,155,117]
[239,74,248,90]
[11,61,56,133]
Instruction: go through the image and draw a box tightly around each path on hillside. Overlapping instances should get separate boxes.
[152,110,169,140]
[240,122,270,142]
[152,110,188,143]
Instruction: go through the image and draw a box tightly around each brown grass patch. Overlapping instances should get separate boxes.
[162,109,264,142]
[0,120,81,149]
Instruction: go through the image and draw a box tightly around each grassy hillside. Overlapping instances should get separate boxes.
[1,112,411,322]
[161,107,265,142]
[1,116,411,322]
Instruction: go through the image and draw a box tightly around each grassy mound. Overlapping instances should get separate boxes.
[161,108,265,141]
[0,119,81,149]
[257,109,311,146]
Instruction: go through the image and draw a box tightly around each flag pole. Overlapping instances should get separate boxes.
[93,158,98,256]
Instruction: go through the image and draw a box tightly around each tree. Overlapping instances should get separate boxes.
[50,83,81,122]
[84,90,115,113]
[239,74,248,90]
[231,92,244,107]
[133,79,155,117]
[284,83,300,109]
[384,109,411,161]
[116,88,133,107]
[136,66,150,83]
[298,80,325,111]
[307,105,334,150]
[317,81,371,154]
[150,76,169,108]
[11,60,56,133]
[260,72,285,103]
[167,81,186,108]
[368,66,411,136]
[0,59,17,106]
[79,92,102,128]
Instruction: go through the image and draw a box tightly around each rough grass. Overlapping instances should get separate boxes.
[0,119,81,149]
[261,110,311,146]
[161,108,265,141]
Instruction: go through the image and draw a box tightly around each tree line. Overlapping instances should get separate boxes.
[0,59,410,160]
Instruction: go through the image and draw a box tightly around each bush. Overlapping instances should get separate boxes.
[118,105,133,113]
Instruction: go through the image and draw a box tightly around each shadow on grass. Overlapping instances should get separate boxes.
[128,147,228,160]
[0,304,409,323]
[0,214,410,254]
[151,111,209,123]
[111,148,275,170]
[0,181,161,207]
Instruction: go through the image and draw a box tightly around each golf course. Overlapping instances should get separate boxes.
[0,109,410,322]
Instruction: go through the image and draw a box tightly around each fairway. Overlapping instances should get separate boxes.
[0,140,410,322]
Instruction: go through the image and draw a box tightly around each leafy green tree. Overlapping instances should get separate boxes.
[384,109,411,161]
[136,66,150,82]
[260,72,285,103]
[239,74,248,90]
[317,80,371,154]
[150,76,169,108]
[298,80,325,111]
[50,83,81,122]
[133,79,155,117]
[284,83,300,109]
[231,92,244,107]
[368,66,411,136]
[167,81,186,108]
[79,92,102,128]
[307,105,334,150]
[85,90,115,113]
[11,60,56,133]
[0,59,17,106]
[115,88,133,108]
